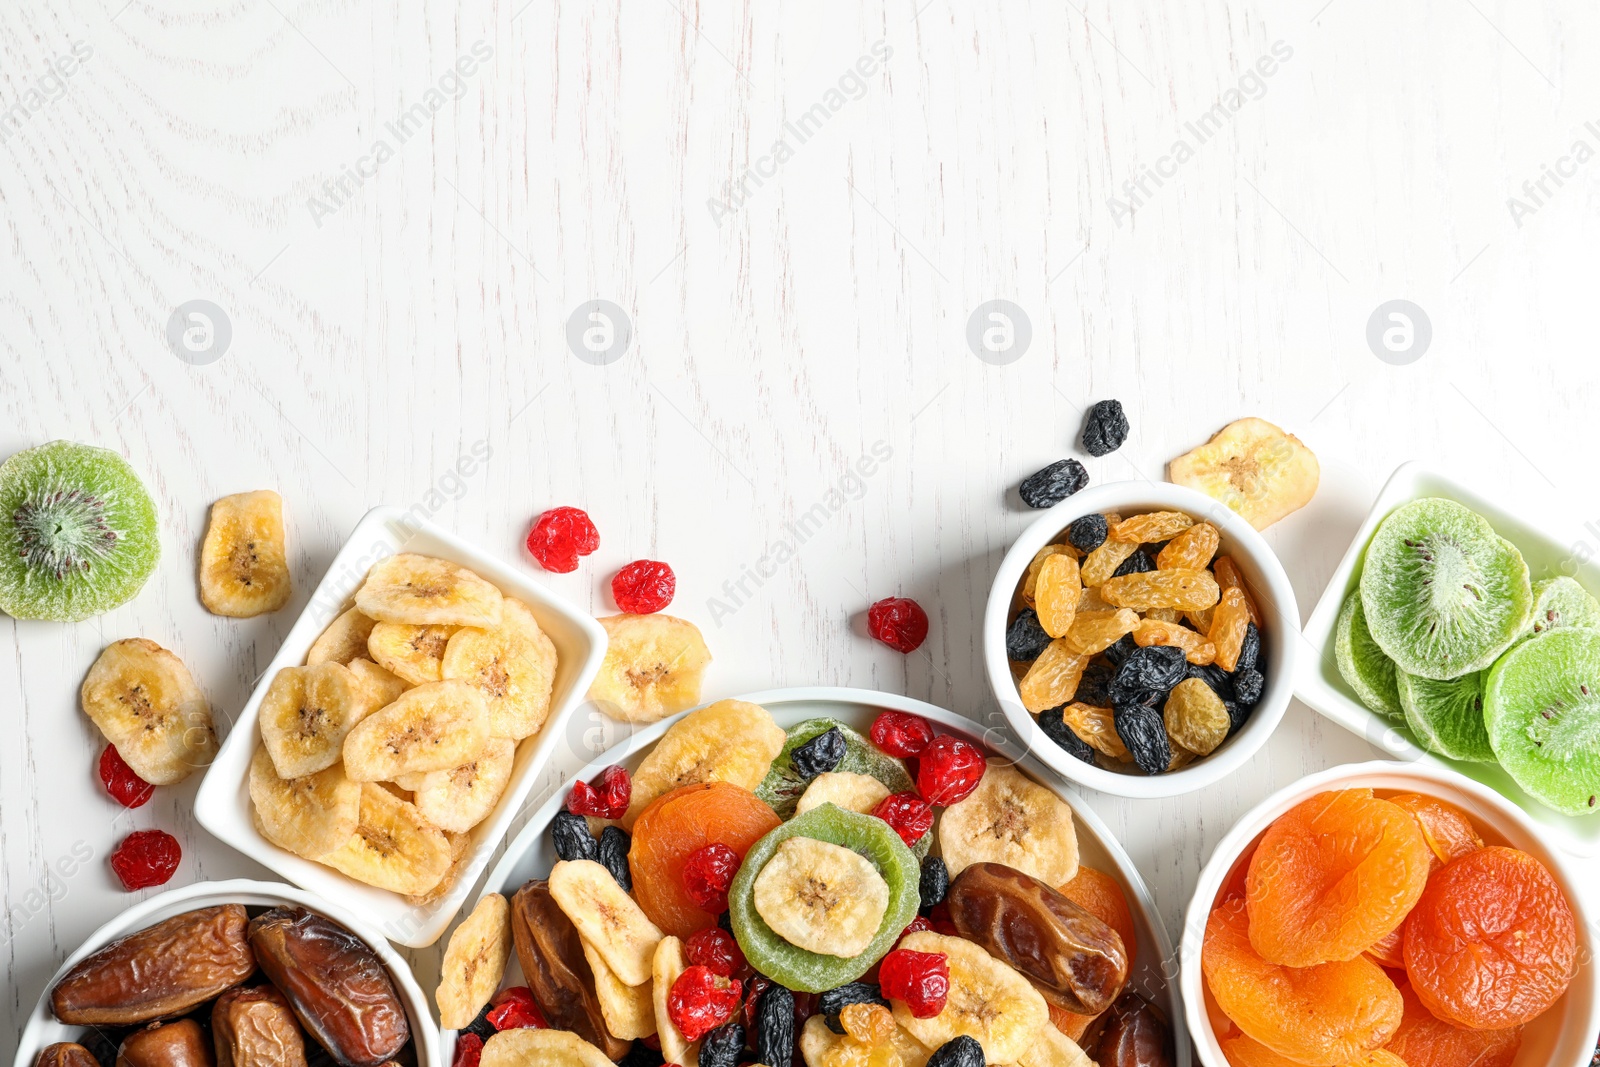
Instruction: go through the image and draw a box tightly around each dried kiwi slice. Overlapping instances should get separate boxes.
[1526,577,1600,638]
[729,803,920,993]
[757,718,915,819]
[1397,668,1492,762]
[1484,628,1600,816]
[1334,592,1402,721]
[1359,499,1531,681]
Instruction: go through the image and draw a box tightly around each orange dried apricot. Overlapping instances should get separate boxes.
[1246,790,1431,967]
[1035,553,1082,638]
[1100,568,1221,612]
[1204,981,1239,1044]
[629,782,781,939]
[1210,587,1252,671]
[1065,608,1140,655]
[1019,640,1091,713]
[1365,925,1404,969]
[1111,510,1194,544]
[1383,981,1522,1067]
[1388,794,1483,871]
[1059,865,1138,962]
[1203,897,1403,1066]
[1222,1035,1408,1067]
[1403,846,1576,1030]
[1157,522,1220,571]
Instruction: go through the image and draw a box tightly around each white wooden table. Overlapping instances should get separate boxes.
[3,0,1596,1045]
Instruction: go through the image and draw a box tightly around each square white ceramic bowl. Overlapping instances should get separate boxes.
[194,507,608,948]
[984,481,1300,798]
[1295,461,1600,856]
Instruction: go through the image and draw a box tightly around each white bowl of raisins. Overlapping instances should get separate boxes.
[984,481,1299,799]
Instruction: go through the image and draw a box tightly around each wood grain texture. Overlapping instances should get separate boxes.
[3,0,1599,1044]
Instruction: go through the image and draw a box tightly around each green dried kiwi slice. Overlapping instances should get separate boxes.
[729,803,920,993]
[1359,499,1531,681]
[756,718,925,853]
[1484,627,1600,816]
[1397,668,1493,762]
[1525,576,1600,638]
[1334,591,1403,721]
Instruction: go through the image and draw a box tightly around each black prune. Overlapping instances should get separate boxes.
[791,726,846,778]
[1111,549,1156,578]
[1075,662,1115,708]
[461,1002,497,1043]
[1236,623,1262,673]
[819,983,888,1033]
[697,1022,744,1067]
[1233,668,1264,706]
[1081,400,1129,457]
[1112,645,1188,700]
[1067,514,1109,552]
[1113,699,1172,776]
[551,811,598,862]
[1006,609,1053,662]
[927,1035,986,1067]
[1020,459,1089,509]
[598,826,632,891]
[919,856,950,909]
[1102,634,1138,668]
[1187,662,1237,703]
[1225,700,1251,735]
[754,984,795,1067]
[1038,706,1098,765]
[618,1044,666,1067]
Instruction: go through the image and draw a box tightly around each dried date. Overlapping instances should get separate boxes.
[509,880,629,1060]
[34,1045,99,1067]
[115,1020,213,1067]
[213,986,307,1067]
[1093,992,1175,1067]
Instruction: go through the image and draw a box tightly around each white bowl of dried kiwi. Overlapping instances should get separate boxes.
[194,506,609,948]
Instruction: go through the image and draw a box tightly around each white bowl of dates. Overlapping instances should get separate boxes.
[15,878,438,1067]
[430,688,1190,1067]
[985,481,1299,799]
[1179,760,1598,1067]
[194,506,609,948]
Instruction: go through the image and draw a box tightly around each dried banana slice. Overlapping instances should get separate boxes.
[752,837,890,958]
[257,662,369,779]
[481,1028,613,1067]
[408,830,472,907]
[80,638,216,785]
[938,761,1079,886]
[367,622,458,686]
[892,930,1050,1064]
[355,553,504,628]
[621,699,786,829]
[307,606,377,665]
[652,937,699,1067]
[319,782,453,895]
[248,744,360,859]
[580,939,657,1041]
[410,738,516,833]
[1019,1020,1096,1067]
[442,598,557,739]
[588,613,712,724]
[548,859,663,986]
[341,679,490,782]
[795,771,892,817]
[199,490,292,617]
[347,657,408,710]
[436,893,512,1030]
[1168,417,1320,530]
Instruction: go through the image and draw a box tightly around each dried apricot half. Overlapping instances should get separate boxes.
[1403,846,1576,1030]
[1222,1034,1407,1067]
[1246,790,1431,966]
[1388,793,1483,871]
[1059,865,1138,962]
[1384,980,1522,1067]
[1203,897,1403,1066]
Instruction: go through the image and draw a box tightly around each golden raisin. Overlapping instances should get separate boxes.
[1132,618,1216,665]
[1168,745,1197,772]
[1112,511,1194,544]
[841,1003,898,1046]
[1145,607,1181,623]
[1065,609,1140,655]
[1061,702,1131,762]
[1035,554,1081,639]
[1209,586,1251,671]
[1019,640,1091,713]
[1023,544,1074,607]
[1185,607,1215,633]
[1157,522,1220,570]
[1164,677,1230,755]
[1212,556,1263,628]
[1080,539,1140,587]
[1100,569,1221,612]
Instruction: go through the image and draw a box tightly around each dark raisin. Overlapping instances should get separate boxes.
[918,856,950,909]
[1236,622,1262,673]
[1005,609,1053,662]
[1225,699,1251,735]
[1081,399,1129,457]
[754,984,795,1067]
[1020,459,1089,509]
[1113,698,1172,776]
[1067,514,1109,552]
[697,1022,744,1067]
[1038,706,1098,765]
[618,1045,666,1067]
[1112,645,1188,700]
[1074,662,1115,707]
[1111,548,1156,577]
[599,825,632,891]
[551,810,598,862]
[1187,662,1237,703]
[791,726,846,779]
[717,910,734,934]
[78,1027,122,1067]
[461,1001,498,1043]
[927,1035,986,1067]
[819,983,888,1033]
[1233,667,1264,706]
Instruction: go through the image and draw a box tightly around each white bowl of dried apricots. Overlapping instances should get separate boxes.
[984,481,1299,799]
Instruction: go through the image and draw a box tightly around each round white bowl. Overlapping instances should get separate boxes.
[1180,761,1600,1067]
[984,480,1300,799]
[13,878,439,1067]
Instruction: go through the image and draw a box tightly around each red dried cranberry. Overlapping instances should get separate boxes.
[686,926,747,979]
[867,597,929,653]
[869,710,935,758]
[109,829,180,890]
[525,506,599,573]
[487,986,547,1030]
[612,560,676,614]
[878,949,950,1019]
[682,843,740,913]
[742,975,772,1031]
[871,792,934,847]
[451,1033,483,1067]
[916,734,986,806]
[927,902,959,936]
[668,966,742,1042]
[898,915,934,943]
[567,765,632,820]
[98,745,153,808]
